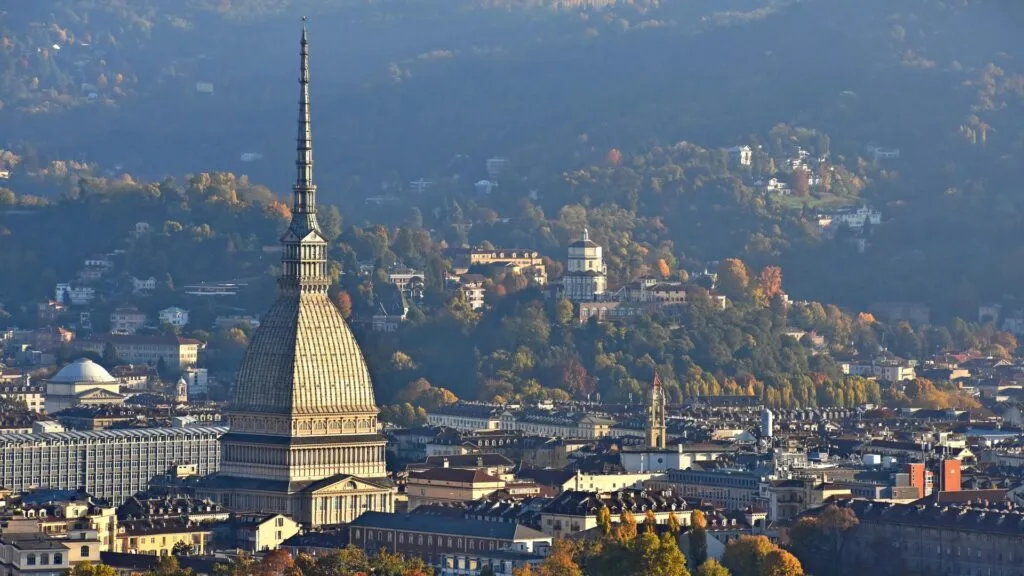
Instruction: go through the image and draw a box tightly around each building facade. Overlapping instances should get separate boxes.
[348,512,550,572]
[0,426,224,505]
[814,499,1024,576]
[647,469,764,511]
[197,27,395,527]
[0,382,45,413]
[78,336,201,370]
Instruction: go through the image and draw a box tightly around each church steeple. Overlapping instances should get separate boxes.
[279,20,328,293]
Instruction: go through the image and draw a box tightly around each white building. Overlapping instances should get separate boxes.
[55,284,95,306]
[562,229,607,302]
[131,276,157,294]
[159,306,190,328]
[841,359,916,382]
[728,145,753,166]
[110,306,147,335]
[486,158,507,180]
[182,367,209,397]
[474,180,498,196]
[819,206,881,232]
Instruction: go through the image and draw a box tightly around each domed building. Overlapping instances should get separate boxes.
[45,358,125,414]
[197,26,394,526]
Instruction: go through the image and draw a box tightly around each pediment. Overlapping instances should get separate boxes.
[76,387,125,400]
[306,475,389,495]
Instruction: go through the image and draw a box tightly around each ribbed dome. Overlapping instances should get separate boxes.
[50,358,115,384]
[230,292,378,416]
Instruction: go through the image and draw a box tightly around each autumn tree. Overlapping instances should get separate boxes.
[716,259,750,300]
[606,148,623,166]
[755,266,783,305]
[637,532,691,576]
[597,506,613,538]
[334,291,353,319]
[696,559,731,576]
[644,510,658,532]
[617,510,638,542]
[722,536,773,576]
[688,509,708,567]
[539,540,583,576]
[758,550,803,576]
[68,563,117,576]
[513,565,535,576]
[667,511,682,534]
[657,258,671,279]
[260,549,295,576]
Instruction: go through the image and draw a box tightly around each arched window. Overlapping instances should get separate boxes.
[54,553,63,565]
[40,554,49,565]
[27,554,36,566]
[80,545,89,558]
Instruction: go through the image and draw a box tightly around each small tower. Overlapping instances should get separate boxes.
[175,377,189,405]
[646,372,667,449]
[760,407,774,439]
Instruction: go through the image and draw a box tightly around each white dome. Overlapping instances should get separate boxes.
[50,358,116,384]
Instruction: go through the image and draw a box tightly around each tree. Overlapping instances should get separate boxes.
[539,540,583,576]
[689,509,708,567]
[513,565,535,576]
[597,506,613,538]
[644,509,658,532]
[171,541,192,556]
[606,148,623,166]
[756,266,783,303]
[696,559,731,576]
[657,258,671,279]
[722,536,773,576]
[334,291,353,319]
[667,511,682,534]
[637,532,691,576]
[758,550,803,576]
[68,563,117,576]
[717,259,750,300]
[617,510,638,542]
[260,549,295,576]
[316,204,343,243]
[554,297,575,327]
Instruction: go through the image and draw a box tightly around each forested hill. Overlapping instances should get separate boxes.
[3,0,1024,317]
[4,1,1020,192]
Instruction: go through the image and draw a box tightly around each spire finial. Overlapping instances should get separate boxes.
[294,18,315,211]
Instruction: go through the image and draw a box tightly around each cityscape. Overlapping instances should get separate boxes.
[2,2,1024,576]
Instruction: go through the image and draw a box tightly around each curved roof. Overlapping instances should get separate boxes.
[50,358,115,384]
[230,293,378,416]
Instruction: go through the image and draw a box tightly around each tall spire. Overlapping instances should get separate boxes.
[294,18,315,214]
[279,19,328,293]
